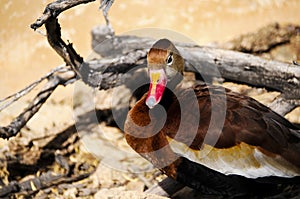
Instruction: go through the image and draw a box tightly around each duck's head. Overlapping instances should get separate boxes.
[146,39,184,109]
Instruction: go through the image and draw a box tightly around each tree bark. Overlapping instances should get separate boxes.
[91,30,300,101]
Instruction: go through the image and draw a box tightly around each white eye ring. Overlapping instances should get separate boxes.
[166,54,173,65]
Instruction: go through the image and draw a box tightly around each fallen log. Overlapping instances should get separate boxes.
[91,29,300,100]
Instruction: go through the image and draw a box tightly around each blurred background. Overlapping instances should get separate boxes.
[1,0,300,97]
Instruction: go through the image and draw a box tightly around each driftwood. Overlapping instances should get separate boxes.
[2,38,299,139]
[1,0,300,198]
[0,68,75,139]
[91,30,300,100]
[89,29,300,117]
[0,0,113,139]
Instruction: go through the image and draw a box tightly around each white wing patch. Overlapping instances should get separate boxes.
[167,136,300,178]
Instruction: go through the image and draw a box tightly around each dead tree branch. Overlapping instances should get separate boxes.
[30,0,94,76]
[0,133,95,198]
[28,0,300,139]
[30,0,96,30]
[0,0,96,139]
[44,17,83,76]
[2,34,299,139]
[0,69,76,139]
[0,114,99,197]
[0,65,67,111]
[91,33,300,100]
[30,0,115,76]
[0,0,114,139]
[99,0,115,34]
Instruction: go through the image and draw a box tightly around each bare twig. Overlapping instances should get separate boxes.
[0,155,95,197]
[30,0,115,78]
[99,0,115,34]
[0,0,106,139]
[31,0,94,77]
[0,69,76,139]
[30,0,96,30]
[99,0,114,17]
[0,64,67,111]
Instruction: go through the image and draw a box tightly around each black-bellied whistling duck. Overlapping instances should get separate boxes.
[124,39,300,197]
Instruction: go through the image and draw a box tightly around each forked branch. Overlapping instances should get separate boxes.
[0,69,75,139]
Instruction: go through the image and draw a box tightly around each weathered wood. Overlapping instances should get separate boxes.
[2,32,299,139]
[0,65,67,112]
[269,96,299,116]
[2,0,88,139]
[0,167,94,198]
[185,46,300,100]
[0,69,75,139]
[30,0,115,77]
[30,0,96,30]
[99,0,115,34]
[0,121,96,197]
[44,17,83,77]
[91,31,300,100]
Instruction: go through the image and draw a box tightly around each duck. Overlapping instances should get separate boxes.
[124,38,300,197]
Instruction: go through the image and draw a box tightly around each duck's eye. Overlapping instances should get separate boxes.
[166,53,173,65]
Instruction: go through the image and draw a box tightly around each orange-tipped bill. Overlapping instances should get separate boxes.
[146,69,167,109]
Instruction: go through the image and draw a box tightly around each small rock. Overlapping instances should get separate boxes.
[126,180,145,192]
[63,187,78,198]
[94,188,168,199]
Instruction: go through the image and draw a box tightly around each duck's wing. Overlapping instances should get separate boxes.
[164,83,300,179]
